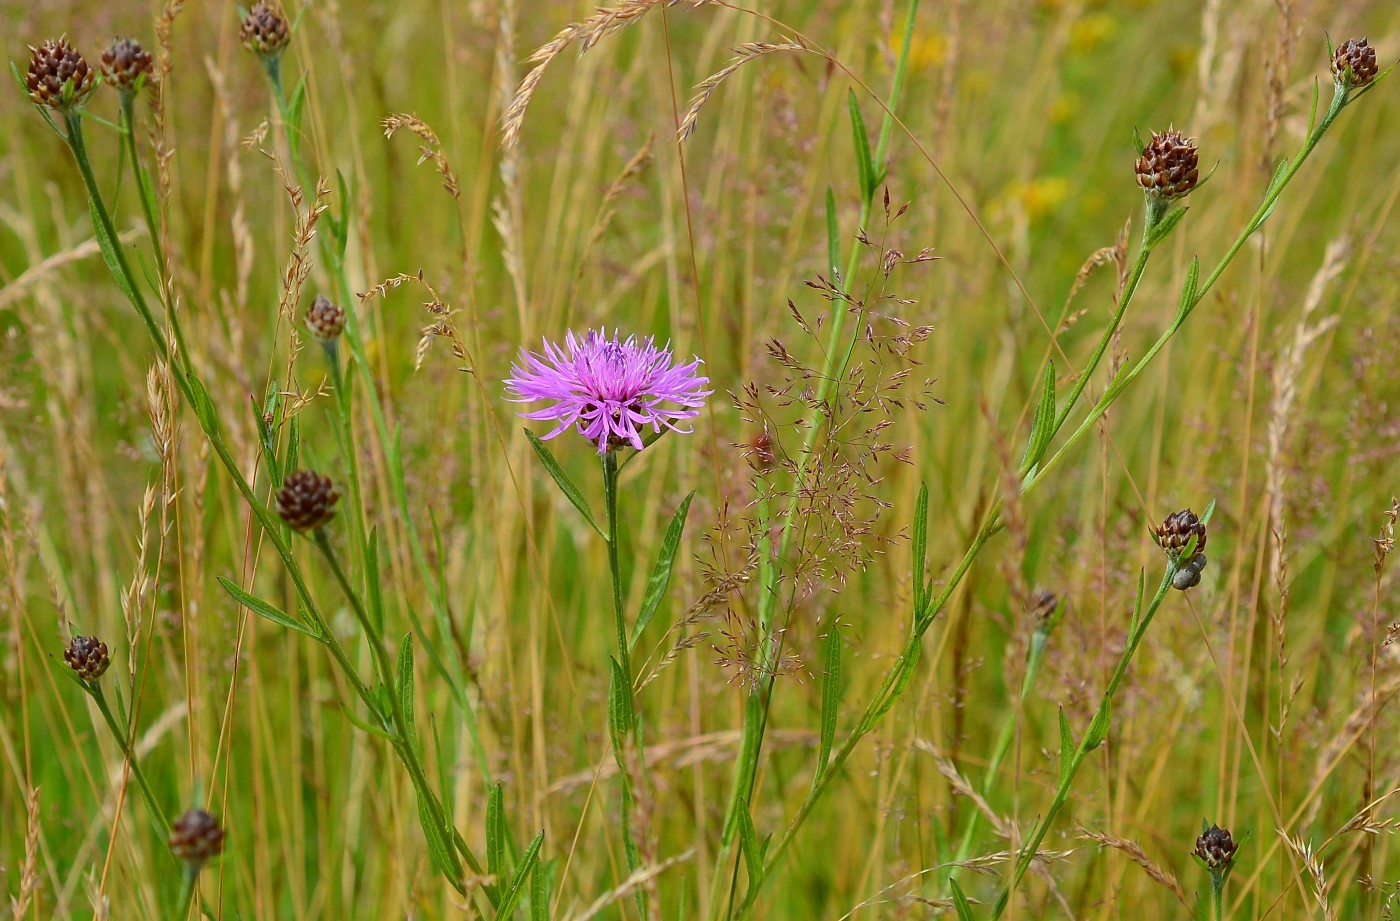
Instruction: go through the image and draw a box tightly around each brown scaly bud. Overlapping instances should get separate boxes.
[744,429,776,473]
[1331,38,1379,91]
[1155,508,1207,558]
[275,470,339,531]
[305,294,346,342]
[64,635,111,681]
[240,4,291,59]
[1030,589,1060,627]
[101,38,153,95]
[26,38,97,111]
[1193,823,1239,874]
[169,809,225,866]
[1135,129,1200,202]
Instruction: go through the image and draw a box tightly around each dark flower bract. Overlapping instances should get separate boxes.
[505,329,711,453]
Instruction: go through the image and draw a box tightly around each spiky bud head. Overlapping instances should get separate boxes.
[1030,589,1060,626]
[1193,823,1238,873]
[1155,508,1208,558]
[1331,38,1378,91]
[26,38,97,111]
[101,38,153,95]
[240,4,291,59]
[1135,129,1200,202]
[275,470,339,531]
[169,809,225,866]
[305,294,346,342]
[64,635,111,681]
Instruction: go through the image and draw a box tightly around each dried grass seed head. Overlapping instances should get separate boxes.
[101,38,153,94]
[1135,128,1200,201]
[26,38,97,111]
[64,635,110,681]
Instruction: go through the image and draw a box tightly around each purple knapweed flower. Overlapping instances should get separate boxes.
[505,329,712,453]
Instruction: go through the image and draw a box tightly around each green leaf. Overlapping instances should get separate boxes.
[1145,206,1188,248]
[523,430,606,539]
[185,374,219,436]
[608,657,634,737]
[529,858,554,921]
[950,879,976,921]
[417,791,462,880]
[825,186,841,280]
[1131,126,1147,156]
[1019,360,1057,475]
[814,625,842,785]
[871,636,921,723]
[848,90,876,203]
[287,73,308,132]
[736,798,762,885]
[498,830,544,919]
[217,577,320,638]
[1084,699,1110,752]
[397,633,416,738]
[1200,498,1218,527]
[912,482,929,616]
[339,702,395,741]
[1174,256,1201,324]
[333,169,352,257]
[629,492,694,651]
[257,381,282,483]
[486,783,506,880]
[1057,707,1074,782]
[366,529,386,634]
[87,196,138,305]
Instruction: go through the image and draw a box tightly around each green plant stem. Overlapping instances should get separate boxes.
[947,619,1053,876]
[175,863,199,920]
[1211,873,1225,921]
[88,684,169,838]
[63,110,489,909]
[312,529,486,896]
[117,95,167,285]
[987,568,1175,919]
[602,451,631,686]
[716,0,922,876]
[262,54,490,784]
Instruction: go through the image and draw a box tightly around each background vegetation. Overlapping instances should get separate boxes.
[1,0,1397,917]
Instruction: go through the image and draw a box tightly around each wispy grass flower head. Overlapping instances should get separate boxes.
[506,329,711,453]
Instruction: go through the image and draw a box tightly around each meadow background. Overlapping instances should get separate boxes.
[1,0,1398,917]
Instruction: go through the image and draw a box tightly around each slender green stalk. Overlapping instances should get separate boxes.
[603,452,631,685]
[88,683,169,837]
[1211,874,1225,921]
[716,0,922,868]
[61,109,490,909]
[946,615,1054,875]
[987,568,1175,918]
[174,864,199,920]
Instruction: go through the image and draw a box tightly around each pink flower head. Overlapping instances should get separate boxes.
[506,329,712,453]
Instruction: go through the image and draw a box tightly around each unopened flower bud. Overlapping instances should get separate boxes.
[64,635,111,681]
[26,38,97,111]
[1135,129,1199,202]
[101,38,153,95]
[305,294,346,342]
[240,4,291,60]
[275,470,339,531]
[170,809,225,867]
[1193,823,1239,874]
[1331,38,1378,91]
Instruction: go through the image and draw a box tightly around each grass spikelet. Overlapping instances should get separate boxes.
[678,41,809,142]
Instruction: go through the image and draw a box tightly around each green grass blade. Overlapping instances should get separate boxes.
[498,830,544,919]
[814,624,842,785]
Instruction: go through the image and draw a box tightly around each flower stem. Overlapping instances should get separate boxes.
[1211,873,1225,921]
[986,568,1175,919]
[88,683,168,838]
